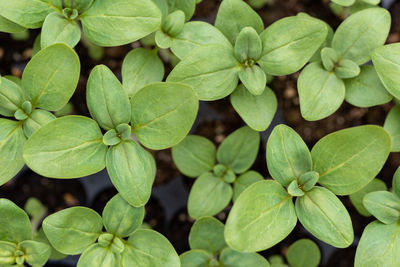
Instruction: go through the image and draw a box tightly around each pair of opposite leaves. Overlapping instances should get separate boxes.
[223,124,391,252]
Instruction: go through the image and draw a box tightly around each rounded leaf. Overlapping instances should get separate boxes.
[286,239,321,267]
[0,15,25,33]
[311,125,391,195]
[232,170,264,202]
[189,216,225,254]
[225,180,297,252]
[238,65,266,96]
[180,250,209,267]
[19,240,51,267]
[167,0,196,21]
[393,166,400,198]
[0,198,32,243]
[77,244,120,267]
[131,82,198,150]
[0,241,17,266]
[42,207,103,255]
[363,191,400,224]
[23,116,107,178]
[172,135,217,178]
[220,247,270,267]
[0,77,26,117]
[384,105,400,152]
[41,12,81,48]
[234,27,262,62]
[22,109,56,138]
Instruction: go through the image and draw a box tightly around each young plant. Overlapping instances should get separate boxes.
[298,7,391,121]
[22,65,199,208]
[0,199,51,267]
[224,124,391,252]
[172,126,262,219]
[0,43,80,186]
[268,239,321,267]
[383,105,400,153]
[354,167,400,266]
[0,0,162,48]
[180,216,269,267]
[43,193,180,266]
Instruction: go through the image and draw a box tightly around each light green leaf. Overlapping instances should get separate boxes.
[393,166,400,198]
[345,65,392,108]
[87,65,130,130]
[0,0,54,28]
[106,140,156,207]
[160,10,185,38]
[363,191,400,224]
[349,178,387,217]
[189,216,225,254]
[172,135,216,178]
[321,47,338,72]
[298,62,345,121]
[22,109,56,138]
[33,228,66,260]
[19,240,51,267]
[77,244,120,267]
[60,0,94,13]
[332,8,391,65]
[217,126,260,174]
[259,14,327,75]
[266,124,312,187]
[384,105,400,152]
[81,0,161,46]
[372,43,400,100]
[167,45,240,101]
[122,229,180,267]
[180,250,209,267]
[0,199,32,243]
[220,247,269,267]
[355,221,400,267]
[167,0,196,21]
[334,59,360,79]
[188,173,232,219]
[0,15,25,33]
[239,65,266,96]
[43,207,103,255]
[286,239,320,267]
[131,82,198,150]
[41,12,81,49]
[22,43,80,111]
[0,76,26,117]
[0,119,26,186]
[331,0,355,5]
[171,21,232,60]
[234,27,262,62]
[312,125,391,195]
[155,30,173,49]
[296,186,354,248]
[214,0,264,44]
[122,48,164,97]
[23,116,107,178]
[233,170,264,202]
[0,241,17,266]
[230,84,277,131]
[225,180,297,252]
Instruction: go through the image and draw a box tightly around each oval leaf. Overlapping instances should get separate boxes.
[41,12,81,48]
[220,248,270,267]
[19,240,51,267]
[363,191,400,224]
[189,216,225,254]
[0,77,26,117]
[286,239,321,267]
[384,105,400,152]
[0,198,32,243]
[77,244,120,267]
[233,170,264,202]
[180,250,209,267]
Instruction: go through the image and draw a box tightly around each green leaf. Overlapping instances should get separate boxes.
[61,0,94,13]
[172,135,216,178]
[121,229,180,267]
[43,207,103,255]
[321,47,338,72]
[355,221,400,267]
[24,197,46,219]
[259,14,327,75]
[372,43,400,100]
[0,15,25,33]
[234,27,262,62]
[77,244,121,267]
[298,62,345,121]
[0,0,54,28]
[33,228,66,260]
[171,21,232,60]
[286,239,321,267]
[233,170,264,202]
[122,48,164,97]
[331,0,355,5]
[349,178,387,217]
[167,45,240,101]
[167,0,196,21]
[384,105,400,152]
[334,59,360,79]
[287,180,305,197]
[180,250,209,267]
[363,191,400,224]
[188,216,225,254]
[41,12,81,48]
[217,126,260,174]
[220,247,270,267]
[230,84,277,131]
[81,0,161,46]
[296,186,354,248]
[22,43,80,111]
[345,65,392,108]
[155,30,173,49]
[131,82,198,150]
[188,173,232,219]
[393,167,400,198]
[0,199,32,243]
[0,76,26,117]
[266,124,312,187]
[311,125,391,195]
[19,240,51,267]
[102,194,145,237]
[214,0,264,44]
[0,241,17,266]
[332,8,391,65]
[239,65,266,96]
[225,180,297,252]
[310,22,334,63]
[87,65,130,130]
[23,116,107,178]
[106,140,156,207]
[160,10,185,37]
[0,119,26,186]
[22,109,56,138]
